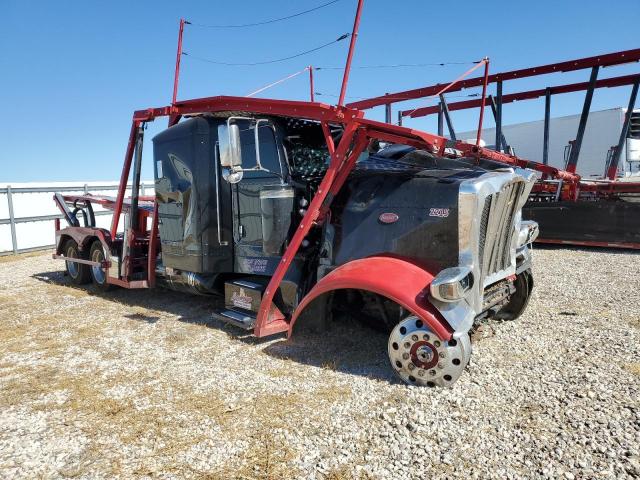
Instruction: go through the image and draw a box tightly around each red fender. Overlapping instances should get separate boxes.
[288,256,453,341]
[55,226,112,254]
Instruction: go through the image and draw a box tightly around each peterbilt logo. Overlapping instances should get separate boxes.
[378,212,399,224]
[429,208,450,218]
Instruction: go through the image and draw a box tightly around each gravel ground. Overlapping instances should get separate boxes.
[0,248,639,479]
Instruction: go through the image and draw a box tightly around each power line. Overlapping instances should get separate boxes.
[187,0,343,28]
[315,61,480,70]
[182,33,349,66]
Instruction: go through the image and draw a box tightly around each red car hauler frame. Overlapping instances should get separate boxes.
[349,48,640,248]
[46,1,640,391]
[53,0,556,341]
[51,0,552,387]
[54,94,543,338]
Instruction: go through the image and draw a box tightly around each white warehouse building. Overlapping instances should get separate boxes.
[459,107,640,179]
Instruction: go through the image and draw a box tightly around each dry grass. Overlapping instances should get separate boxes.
[315,385,352,403]
[322,464,376,480]
[0,255,362,478]
[212,431,297,480]
[0,359,255,477]
[625,363,640,376]
[0,250,50,264]
[321,359,339,371]
[0,270,236,476]
[5,249,640,479]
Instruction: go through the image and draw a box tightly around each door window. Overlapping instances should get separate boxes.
[238,122,282,178]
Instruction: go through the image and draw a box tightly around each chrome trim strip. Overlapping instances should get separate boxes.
[214,140,228,246]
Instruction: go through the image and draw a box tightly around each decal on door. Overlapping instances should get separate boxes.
[240,257,269,273]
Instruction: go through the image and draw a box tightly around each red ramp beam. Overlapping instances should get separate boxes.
[347,48,640,111]
[402,73,640,118]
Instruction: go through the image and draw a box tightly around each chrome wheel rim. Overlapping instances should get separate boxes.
[388,315,471,387]
[66,246,79,278]
[91,247,106,284]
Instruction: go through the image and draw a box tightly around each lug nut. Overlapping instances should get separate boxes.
[411,334,418,341]
[404,342,411,349]
[423,334,430,341]
[418,370,425,377]
[429,370,437,376]
[437,362,444,369]
[402,353,410,360]
[434,340,441,348]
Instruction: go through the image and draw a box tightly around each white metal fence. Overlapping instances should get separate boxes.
[0,182,154,255]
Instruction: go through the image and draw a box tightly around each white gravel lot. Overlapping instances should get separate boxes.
[0,248,639,479]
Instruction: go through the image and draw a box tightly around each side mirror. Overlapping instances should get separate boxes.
[218,123,242,168]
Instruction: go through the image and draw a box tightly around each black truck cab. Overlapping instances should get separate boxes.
[153,116,305,308]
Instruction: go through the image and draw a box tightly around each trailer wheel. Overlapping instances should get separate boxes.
[89,241,113,291]
[64,239,91,285]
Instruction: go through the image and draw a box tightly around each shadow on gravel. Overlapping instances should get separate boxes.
[31,270,263,343]
[263,320,401,384]
[32,270,399,383]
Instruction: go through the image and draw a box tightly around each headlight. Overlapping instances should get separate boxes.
[430,266,474,302]
[518,221,539,247]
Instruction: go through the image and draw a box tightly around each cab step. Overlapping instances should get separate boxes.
[212,308,256,330]
[224,278,267,313]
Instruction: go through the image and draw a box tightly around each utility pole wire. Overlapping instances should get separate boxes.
[315,61,480,70]
[182,34,350,66]
[187,0,343,28]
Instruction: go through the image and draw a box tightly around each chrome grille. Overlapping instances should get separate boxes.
[480,181,524,278]
[477,196,492,276]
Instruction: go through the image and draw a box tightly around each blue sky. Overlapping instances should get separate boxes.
[2,0,639,182]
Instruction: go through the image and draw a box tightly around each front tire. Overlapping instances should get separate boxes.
[388,315,471,387]
[64,239,91,285]
[89,241,113,291]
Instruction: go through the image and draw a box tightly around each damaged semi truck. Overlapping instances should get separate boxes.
[52,97,538,386]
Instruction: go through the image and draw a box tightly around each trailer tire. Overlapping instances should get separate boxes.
[64,239,91,285]
[89,241,113,291]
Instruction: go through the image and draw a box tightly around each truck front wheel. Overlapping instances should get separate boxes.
[388,315,471,387]
[64,239,91,285]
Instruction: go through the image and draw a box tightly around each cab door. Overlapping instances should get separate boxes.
[232,121,289,275]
